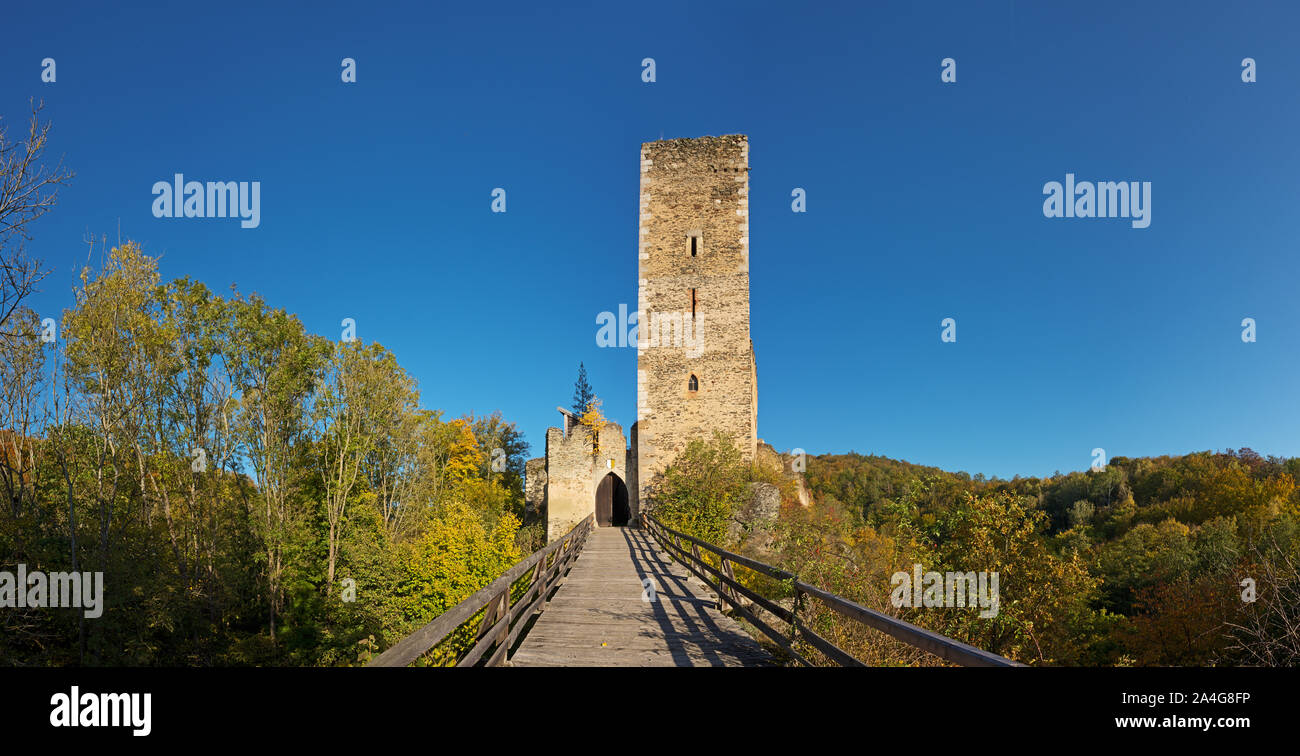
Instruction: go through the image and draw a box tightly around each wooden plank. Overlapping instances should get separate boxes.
[509,526,773,668]
[511,647,767,667]
[515,652,766,665]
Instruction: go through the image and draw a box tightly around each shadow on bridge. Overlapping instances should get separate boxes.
[617,526,767,667]
[365,512,1021,668]
[506,524,771,667]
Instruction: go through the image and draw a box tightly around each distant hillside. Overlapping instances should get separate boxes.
[787,448,1300,665]
[804,448,1299,537]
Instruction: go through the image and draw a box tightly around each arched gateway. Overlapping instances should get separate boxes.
[594,472,630,527]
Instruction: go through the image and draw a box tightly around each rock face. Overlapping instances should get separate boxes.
[728,481,781,552]
[757,440,813,507]
[792,472,812,507]
[746,482,782,522]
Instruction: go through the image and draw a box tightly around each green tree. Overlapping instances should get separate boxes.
[466,410,530,516]
[648,432,748,545]
[228,293,329,638]
[314,341,413,592]
[925,491,1101,665]
[571,362,594,416]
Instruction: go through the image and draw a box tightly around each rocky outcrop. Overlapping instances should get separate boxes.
[728,481,781,552]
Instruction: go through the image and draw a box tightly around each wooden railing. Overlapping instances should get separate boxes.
[366,515,594,667]
[643,514,1023,668]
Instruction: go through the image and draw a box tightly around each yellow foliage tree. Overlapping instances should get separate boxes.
[578,395,607,455]
[396,499,521,665]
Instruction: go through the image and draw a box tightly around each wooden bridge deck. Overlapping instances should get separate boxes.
[509,526,772,667]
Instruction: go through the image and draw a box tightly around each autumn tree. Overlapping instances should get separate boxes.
[62,241,161,569]
[228,293,329,638]
[578,395,607,454]
[900,490,1102,665]
[361,375,423,541]
[0,238,547,665]
[314,341,414,592]
[0,308,46,521]
[466,410,529,515]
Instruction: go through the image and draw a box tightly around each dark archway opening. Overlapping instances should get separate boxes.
[595,472,630,527]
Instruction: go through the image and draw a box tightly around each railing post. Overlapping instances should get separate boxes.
[475,584,509,666]
[689,542,715,608]
[789,583,804,656]
[528,559,545,608]
[542,549,557,606]
[721,557,737,609]
[493,586,510,665]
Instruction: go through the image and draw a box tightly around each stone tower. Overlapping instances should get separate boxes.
[631,134,758,514]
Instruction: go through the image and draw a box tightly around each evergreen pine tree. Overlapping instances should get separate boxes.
[571,362,595,416]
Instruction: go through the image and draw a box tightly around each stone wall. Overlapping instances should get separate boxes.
[635,134,758,512]
[544,420,629,541]
[626,422,639,521]
[524,457,547,522]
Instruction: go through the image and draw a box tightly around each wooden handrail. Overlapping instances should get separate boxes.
[366,515,594,667]
[643,514,1024,668]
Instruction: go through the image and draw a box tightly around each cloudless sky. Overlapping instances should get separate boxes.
[4,0,1299,478]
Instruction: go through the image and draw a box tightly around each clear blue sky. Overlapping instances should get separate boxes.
[5,0,1299,479]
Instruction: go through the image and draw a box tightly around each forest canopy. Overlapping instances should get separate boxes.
[772,448,1300,666]
[0,241,535,666]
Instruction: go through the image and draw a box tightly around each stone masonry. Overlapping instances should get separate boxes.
[631,134,758,513]
[524,458,547,521]
[540,135,760,540]
[542,415,628,542]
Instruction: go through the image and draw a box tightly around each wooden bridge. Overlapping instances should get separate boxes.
[510,525,769,666]
[367,514,1021,668]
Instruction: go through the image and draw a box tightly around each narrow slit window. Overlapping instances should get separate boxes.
[690,288,696,317]
[690,235,698,257]
[688,374,699,392]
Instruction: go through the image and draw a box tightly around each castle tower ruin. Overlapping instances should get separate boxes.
[631,134,758,515]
